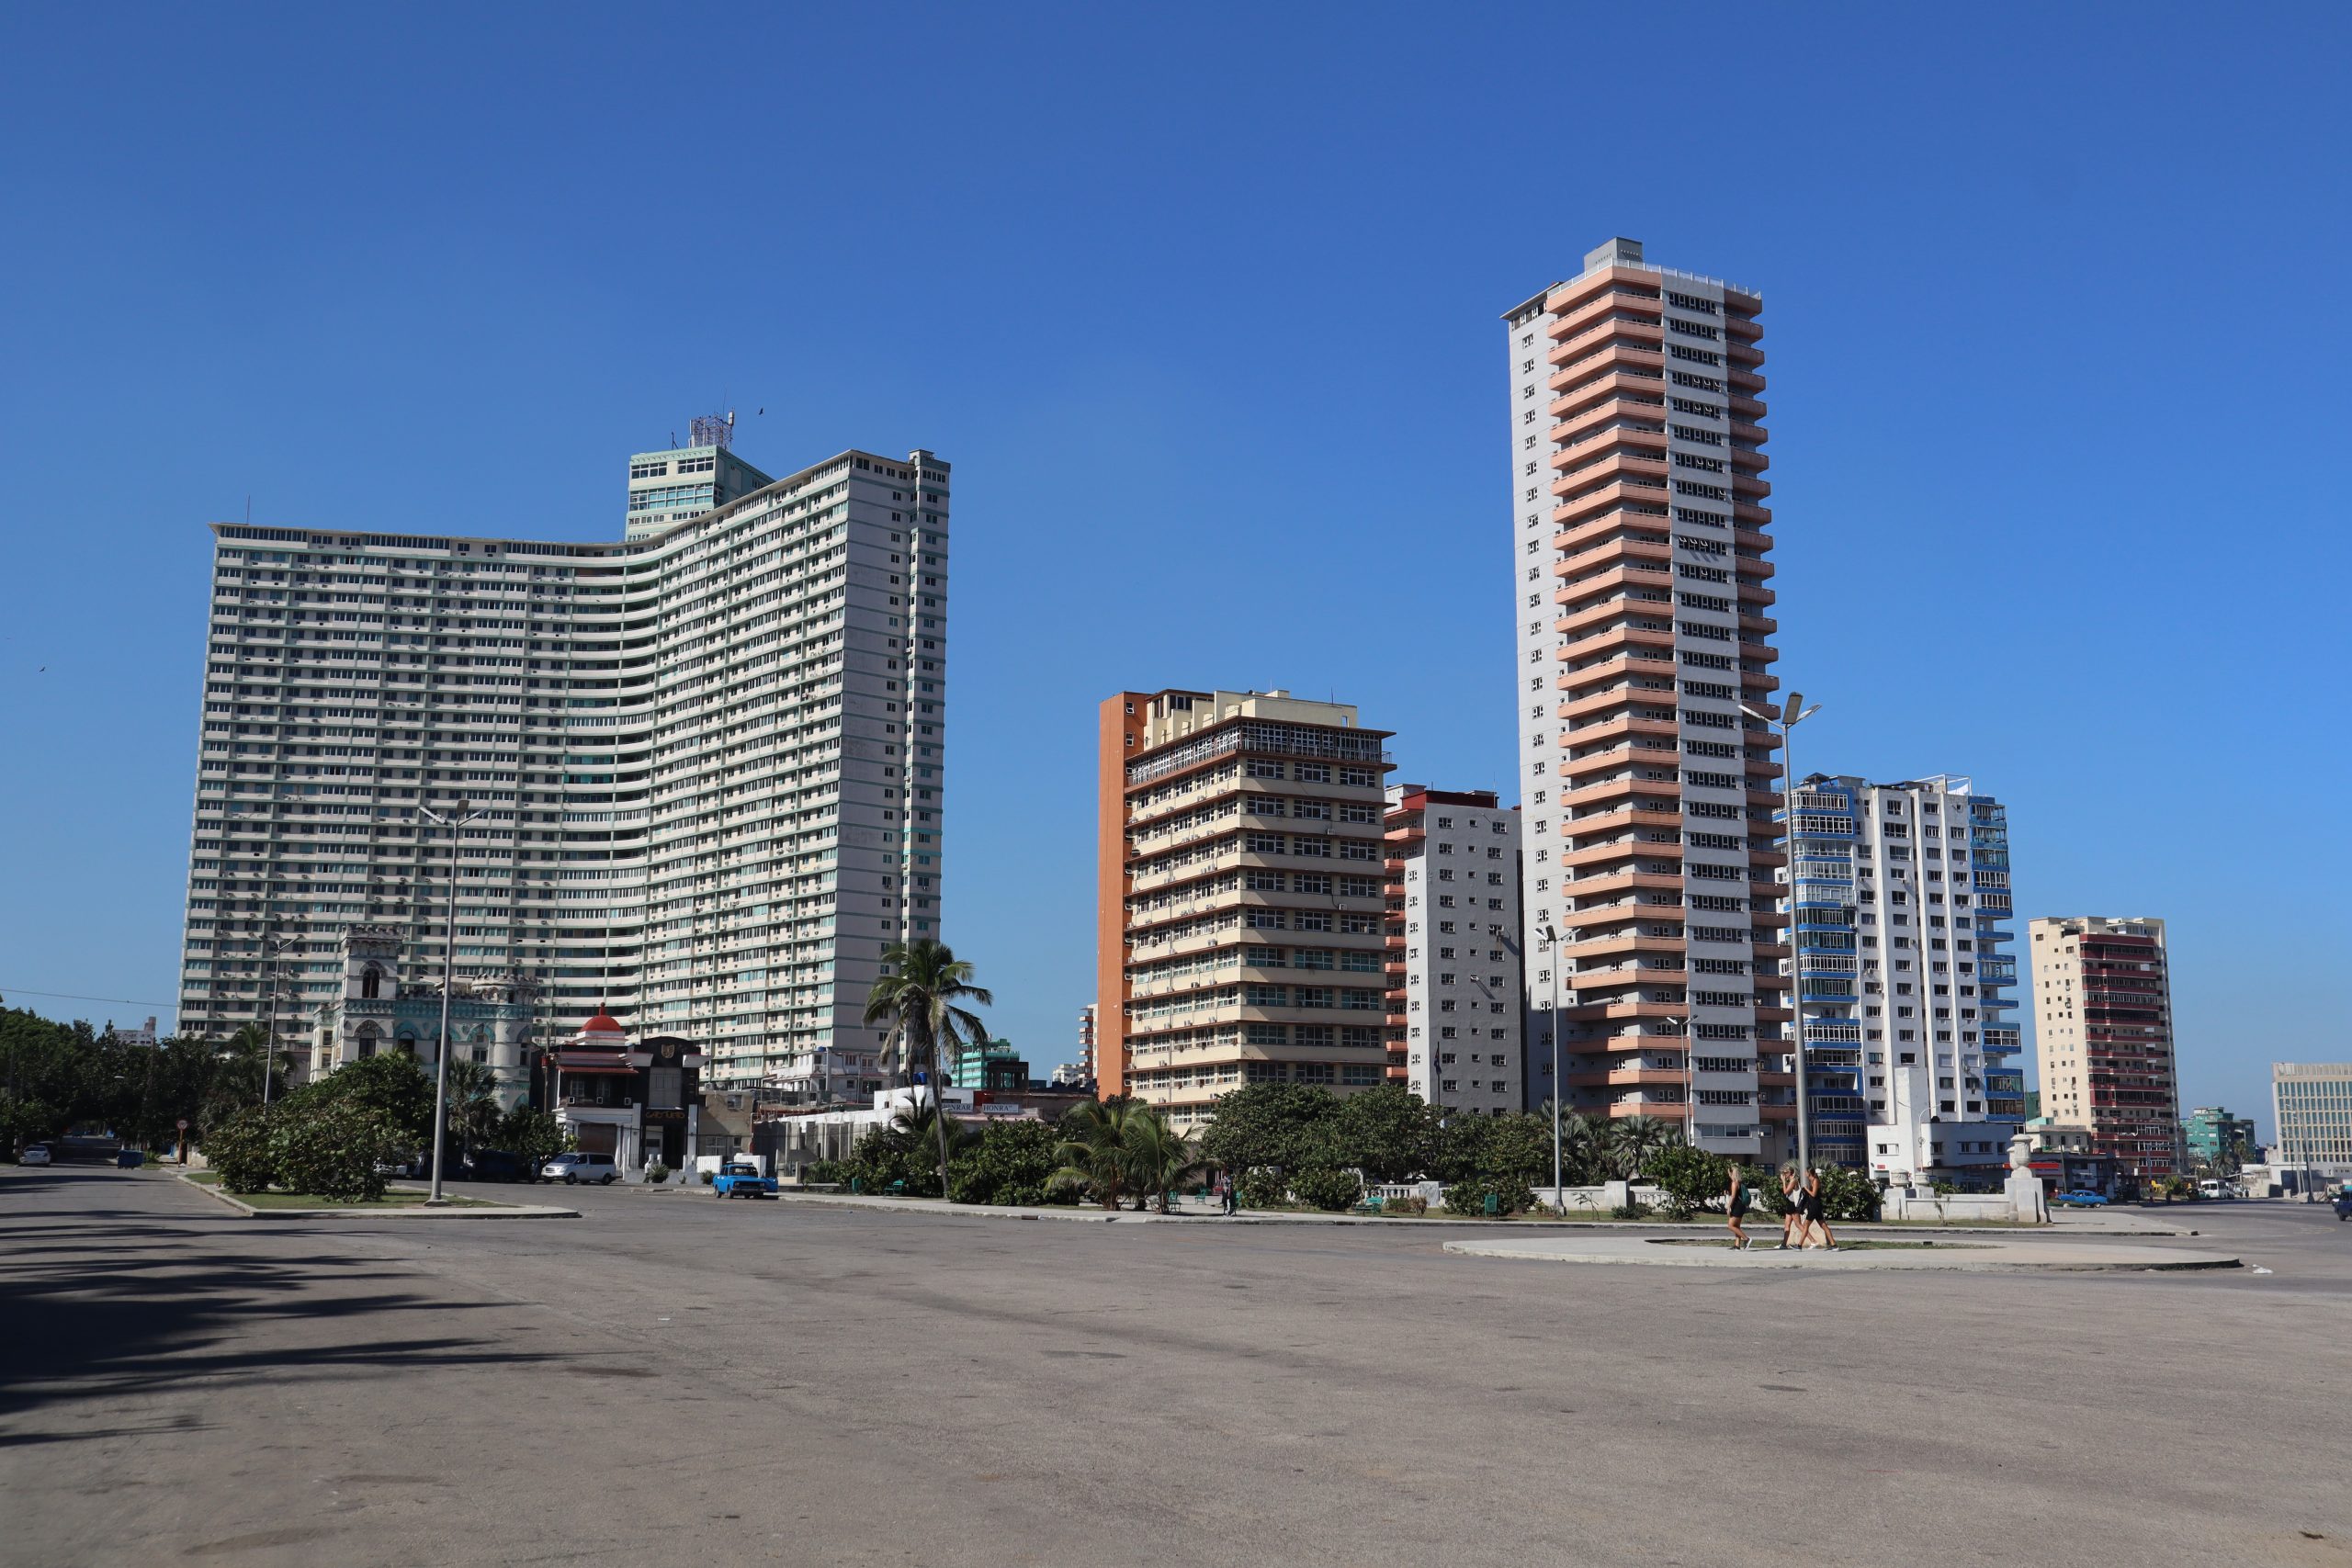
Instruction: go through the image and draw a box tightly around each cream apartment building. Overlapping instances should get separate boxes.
[1097,690,1394,1125]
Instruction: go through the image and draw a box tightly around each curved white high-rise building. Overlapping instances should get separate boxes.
[176,438,950,1098]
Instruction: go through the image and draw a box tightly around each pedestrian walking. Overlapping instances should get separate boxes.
[1802,1166,1839,1251]
[1776,1163,1804,1249]
[1724,1163,1752,1249]
[1220,1171,1238,1216]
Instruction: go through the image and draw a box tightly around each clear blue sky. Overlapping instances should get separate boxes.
[3,5,2346,1138]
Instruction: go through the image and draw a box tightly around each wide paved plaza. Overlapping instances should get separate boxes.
[5,1166,2348,1567]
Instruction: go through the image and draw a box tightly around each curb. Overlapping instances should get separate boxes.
[1442,1237,2241,1273]
[744,1190,2185,1235]
[171,1172,578,1219]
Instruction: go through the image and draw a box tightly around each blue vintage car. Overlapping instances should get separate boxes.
[711,1160,778,1200]
[2052,1189,2109,1208]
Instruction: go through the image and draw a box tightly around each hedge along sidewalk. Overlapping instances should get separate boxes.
[173,1171,580,1220]
[741,1189,2185,1235]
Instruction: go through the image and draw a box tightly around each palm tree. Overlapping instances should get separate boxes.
[1560,1111,1611,1184]
[443,1059,502,1160]
[1608,1114,1679,1180]
[863,939,994,1195]
[1124,1107,1208,1214]
[890,1100,976,1169]
[1047,1099,1146,1210]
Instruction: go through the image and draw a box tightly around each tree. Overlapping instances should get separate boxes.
[495,1105,565,1166]
[274,1100,406,1202]
[1608,1114,1679,1179]
[891,1100,978,1162]
[1332,1084,1439,1183]
[1047,1099,1148,1209]
[287,1052,437,1148]
[864,939,994,1196]
[1198,1082,1344,1177]
[442,1060,502,1160]
[1124,1108,1209,1213]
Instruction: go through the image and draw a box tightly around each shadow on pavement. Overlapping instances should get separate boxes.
[0,1170,568,1428]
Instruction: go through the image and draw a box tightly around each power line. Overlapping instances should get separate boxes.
[2,986,182,1010]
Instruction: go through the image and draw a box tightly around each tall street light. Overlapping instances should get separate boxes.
[419,798,486,1206]
[1739,690,1820,1175]
[258,931,300,1109]
[1543,922,1565,1208]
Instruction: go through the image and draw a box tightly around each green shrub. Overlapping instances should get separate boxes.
[1290,1166,1363,1213]
[205,1105,282,1194]
[1383,1194,1429,1216]
[646,1163,671,1185]
[1814,1166,1882,1223]
[803,1159,849,1185]
[947,1120,1060,1206]
[1237,1168,1290,1210]
[274,1100,404,1203]
[1444,1178,1536,1217]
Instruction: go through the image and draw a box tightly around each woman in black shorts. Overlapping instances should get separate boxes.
[1800,1167,1839,1251]
[1725,1164,1752,1249]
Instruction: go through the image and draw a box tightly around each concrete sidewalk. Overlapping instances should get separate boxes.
[1445,1232,2239,1272]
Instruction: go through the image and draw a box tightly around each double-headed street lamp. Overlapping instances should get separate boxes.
[1739,690,1820,1174]
[418,798,487,1206]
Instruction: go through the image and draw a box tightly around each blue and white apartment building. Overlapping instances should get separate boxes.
[1784,774,2024,1185]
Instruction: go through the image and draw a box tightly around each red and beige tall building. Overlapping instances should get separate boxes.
[1503,237,1792,1163]
[1097,689,1394,1126]
[2029,917,2180,1180]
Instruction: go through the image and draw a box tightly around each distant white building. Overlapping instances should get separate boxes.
[110,1016,159,1048]
[2273,1063,2352,1190]
[1385,785,1524,1116]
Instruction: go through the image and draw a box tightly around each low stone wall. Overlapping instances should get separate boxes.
[1881,1190,2036,1224]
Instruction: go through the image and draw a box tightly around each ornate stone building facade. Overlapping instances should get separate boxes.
[307,924,537,1106]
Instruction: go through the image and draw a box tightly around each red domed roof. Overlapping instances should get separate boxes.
[580,1010,626,1036]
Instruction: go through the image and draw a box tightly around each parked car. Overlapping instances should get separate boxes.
[540,1152,618,1186]
[461,1149,534,1183]
[19,1144,53,1167]
[374,1153,428,1179]
[2052,1189,2109,1208]
[2332,1191,2352,1221]
[711,1159,778,1200]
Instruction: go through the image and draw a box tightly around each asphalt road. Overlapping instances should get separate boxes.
[4,1166,2348,1568]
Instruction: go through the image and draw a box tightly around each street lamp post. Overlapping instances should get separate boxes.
[419,798,486,1206]
[1543,922,1565,1209]
[257,931,300,1110]
[1740,690,1820,1175]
